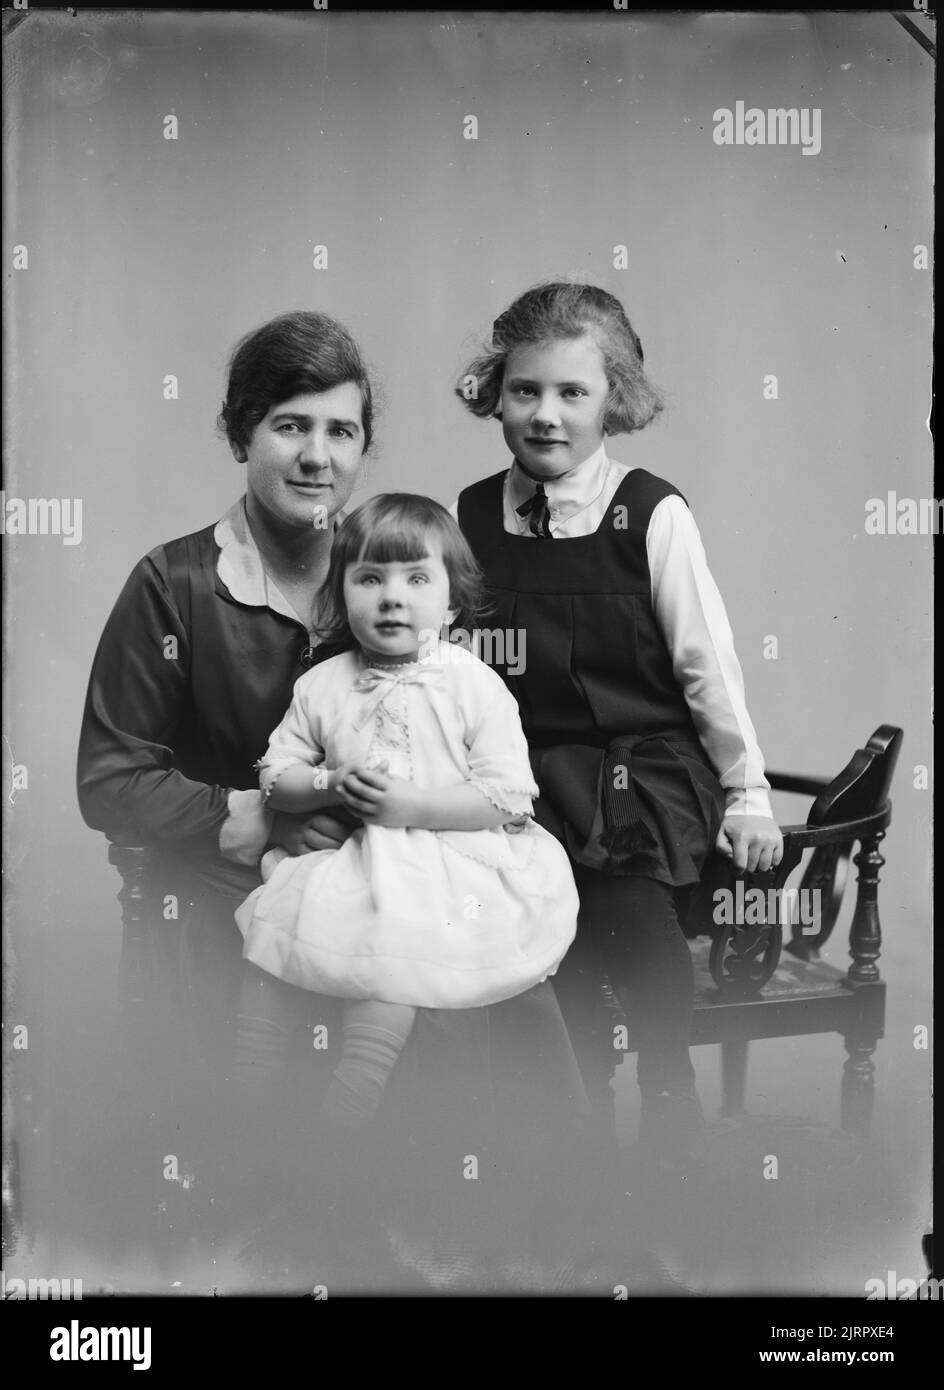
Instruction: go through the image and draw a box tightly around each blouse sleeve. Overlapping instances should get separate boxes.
[647,495,774,819]
[256,675,326,797]
[76,550,232,849]
[462,666,540,818]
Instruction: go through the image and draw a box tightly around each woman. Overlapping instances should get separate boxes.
[76,310,596,1282]
[77,312,370,1071]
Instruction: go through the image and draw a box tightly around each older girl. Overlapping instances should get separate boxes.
[454,281,783,1159]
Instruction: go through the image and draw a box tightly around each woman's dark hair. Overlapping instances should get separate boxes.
[455,280,663,435]
[218,310,376,455]
[315,493,486,647]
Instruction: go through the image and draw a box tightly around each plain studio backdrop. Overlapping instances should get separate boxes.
[3,9,932,1294]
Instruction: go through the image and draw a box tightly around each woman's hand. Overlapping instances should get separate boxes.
[270,807,360,855]
[335,763,421,828]
[715,815,784,875]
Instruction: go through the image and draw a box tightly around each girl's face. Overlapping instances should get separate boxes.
[235,385,366,532]
[500,333,610,478]
[343,537,456,665]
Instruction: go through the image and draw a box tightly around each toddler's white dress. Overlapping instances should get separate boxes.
[234,641,579,1008]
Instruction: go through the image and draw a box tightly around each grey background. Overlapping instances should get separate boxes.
[3,9,933,1293]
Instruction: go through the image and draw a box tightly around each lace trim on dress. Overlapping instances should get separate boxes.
[466,774,535,818]
[254,756,316,773]
[438,825,539,870]
[254,757,322,803]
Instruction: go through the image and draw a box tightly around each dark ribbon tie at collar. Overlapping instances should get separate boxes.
[515,482,554,538]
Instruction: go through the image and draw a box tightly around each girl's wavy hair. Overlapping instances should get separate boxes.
[218,310,377,455]
[455,280,663,435]
[315,493,487,648]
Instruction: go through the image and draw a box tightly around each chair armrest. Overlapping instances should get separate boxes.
[777,805,892,851]
[766,773,831,798]
[708,726,902,995]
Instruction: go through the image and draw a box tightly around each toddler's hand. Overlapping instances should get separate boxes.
[715,815,783,875]
[327,763,367,795]
[336,762,420,828]
[327,763,389,816]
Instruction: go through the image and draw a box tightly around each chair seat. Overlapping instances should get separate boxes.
[692,936,846,1003]
[687,937,885,1047]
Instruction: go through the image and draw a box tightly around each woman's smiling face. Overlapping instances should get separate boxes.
[236,384,367,531]
[500,333,610,478]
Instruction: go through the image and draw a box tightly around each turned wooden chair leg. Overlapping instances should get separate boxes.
[848,832,885,984]
[721,1038,749,1117]
[841,1034,877,1136]
[839,830,885,1137]
[108,842,167,1017]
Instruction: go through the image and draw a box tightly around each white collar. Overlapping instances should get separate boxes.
[214,495,334,629]
[507,440,611,519]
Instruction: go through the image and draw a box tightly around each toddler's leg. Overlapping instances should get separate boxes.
[233,963,295,1085]
[322,998,416,1129]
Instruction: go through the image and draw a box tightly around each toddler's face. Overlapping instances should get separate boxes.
[500,333,609,478]
[344,540,455,665]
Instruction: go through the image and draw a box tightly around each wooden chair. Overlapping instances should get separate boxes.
[107,724,903,1137]
[664,724,901,1136]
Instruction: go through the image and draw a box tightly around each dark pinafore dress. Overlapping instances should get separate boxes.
[457,466,725,885]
